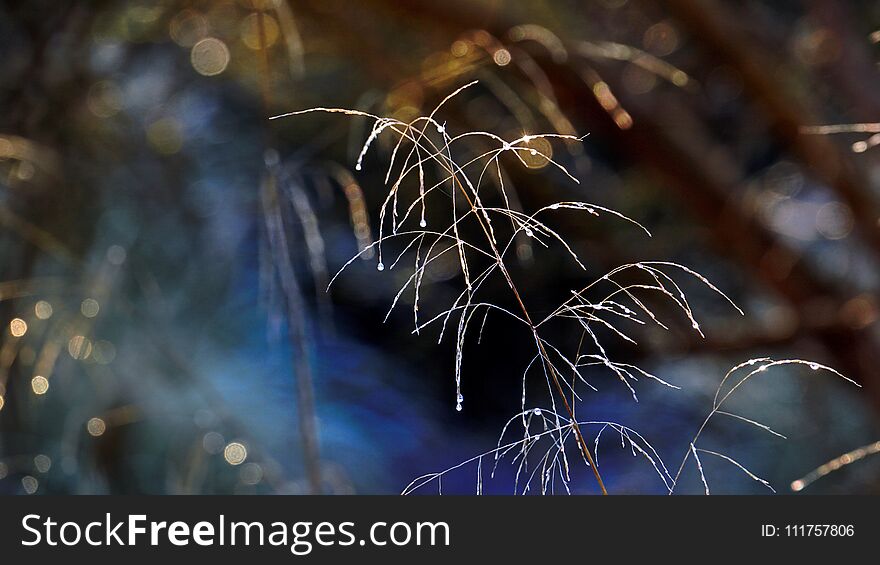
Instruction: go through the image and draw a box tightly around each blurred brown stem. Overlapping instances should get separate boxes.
[255,6,323,494]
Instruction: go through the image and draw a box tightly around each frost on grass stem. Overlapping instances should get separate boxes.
[668,359,858,495]
[277,82,852,494]
[404,359,856,495]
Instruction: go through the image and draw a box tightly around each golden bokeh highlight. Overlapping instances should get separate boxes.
[169,9,208,47]
[0,395,4,412]
[34,300,53,320]
[87,417,107,437]
[451,40,470,57]
[223,441,248,465]
[68,335,93,360]
[520,137,553,169]
[191,38,230,76]
[241,13,280,50]
[9,318,27,337]
[493,48,512,66]
[81,298,100,318]
[31,376,49,395]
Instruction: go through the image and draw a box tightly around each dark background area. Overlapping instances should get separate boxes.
[1,0,880,494]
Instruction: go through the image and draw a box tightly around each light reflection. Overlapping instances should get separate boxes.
[87,417,107,437]
[191,37,230,76]
[68,336,93,360]
[22,475,38,494]
[9,318,27,337]
[520,137,553,169]
[223,441,247,465]
[790,441,880,492]
[34,454,51,473]
[493,48,511,66]
[81,298,100,318]
[31,376,49,395]
[851,133,880,153]
[590,80,633,129]
[34,301,53,320]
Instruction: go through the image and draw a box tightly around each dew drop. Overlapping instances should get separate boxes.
[809,363,819,371]
[377,262,385,271]
[419,219,427,228]
[436,124,445,134]
[550,203,560,210]
[691,320,700,330]
[524,228,534,237]
[532,408,542,416]
[502,142,511,151]
[529,149,537,156]
[457,393,464,403]
[455,403,462,412]
[355,163,362,171]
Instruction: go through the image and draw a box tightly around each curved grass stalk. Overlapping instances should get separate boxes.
[670,359,859,494]
[279,82,751,495]
[401,411,672,495]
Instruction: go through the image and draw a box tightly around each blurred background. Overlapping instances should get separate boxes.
[2,0,880,495]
